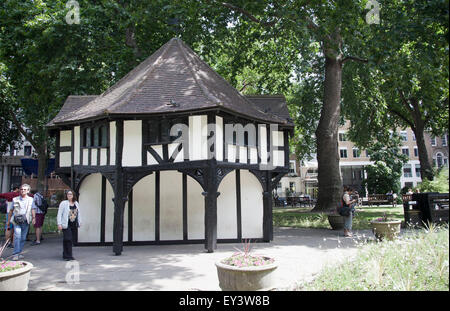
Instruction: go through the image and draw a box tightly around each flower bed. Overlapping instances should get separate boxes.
[1,261,24,273]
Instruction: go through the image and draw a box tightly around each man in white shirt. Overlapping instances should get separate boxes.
[7,184,33,261]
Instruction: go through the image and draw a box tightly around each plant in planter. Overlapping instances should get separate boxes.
[215,240,277,291]
[0,239,33,291]
[370,213,402,241]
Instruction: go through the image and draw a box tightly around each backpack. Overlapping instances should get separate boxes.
[35,192,49,214]
[0,198,7,214]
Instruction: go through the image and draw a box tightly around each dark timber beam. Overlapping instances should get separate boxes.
[203,160,219,253]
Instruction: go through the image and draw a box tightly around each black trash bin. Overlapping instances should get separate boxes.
[412,192,449,226]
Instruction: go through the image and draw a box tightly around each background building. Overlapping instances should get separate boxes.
[279,121,449,198]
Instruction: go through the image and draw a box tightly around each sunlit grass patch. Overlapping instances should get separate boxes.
[296,225,449,291]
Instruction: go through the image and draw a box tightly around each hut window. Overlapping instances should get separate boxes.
[146,118,185,145]
[82,124,108,147]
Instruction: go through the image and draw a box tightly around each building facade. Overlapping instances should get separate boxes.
[280,121,449,198]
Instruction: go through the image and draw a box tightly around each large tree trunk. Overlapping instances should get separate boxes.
[413,124,434,182]
[36,145,48,194]
[313,53,343,212]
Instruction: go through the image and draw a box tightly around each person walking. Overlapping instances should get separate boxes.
[31,191,47,245]
[342,186,357,237]
[6,184,33,260]
[57,190,81,261]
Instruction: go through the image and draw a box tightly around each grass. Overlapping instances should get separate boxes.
[273,205,404,230]
[0,208,58,238]
[297,224,449,291]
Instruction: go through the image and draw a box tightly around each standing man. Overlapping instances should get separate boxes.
[31,191,47,245]
[7,184,33,261]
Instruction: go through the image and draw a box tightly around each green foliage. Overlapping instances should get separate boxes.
[362,138,408,194]
[418,168,449,193]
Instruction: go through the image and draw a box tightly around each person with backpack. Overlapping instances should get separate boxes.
[7,184,33,261]
[31,191,48,245]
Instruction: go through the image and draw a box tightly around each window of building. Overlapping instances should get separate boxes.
[82,124,108,147]
[289,182,296,192]
[338,132,347,142]
[403,164,412,178]
[442,135,447,147]
[415,164,421,177]
[401,147,409,157]
[289,160,296,175]
[431,136,436,146]
[339,148,348,158]
[400,131,408,141]
[414,147,418,157]
[436,153,444,168]
[24,146,32,156]
[352,148,360,158]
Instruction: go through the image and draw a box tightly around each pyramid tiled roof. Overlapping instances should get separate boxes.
[47,38,293,127]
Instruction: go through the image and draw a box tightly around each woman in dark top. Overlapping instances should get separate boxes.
[57,191,81,261]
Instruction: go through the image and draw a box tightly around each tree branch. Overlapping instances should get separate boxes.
[7,108,38,148]
[342,56,368,64]
[387,106,415,131]
[220,2,278,27]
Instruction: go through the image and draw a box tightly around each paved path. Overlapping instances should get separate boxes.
[2,227,373,291]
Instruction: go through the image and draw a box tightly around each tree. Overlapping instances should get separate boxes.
[204,1,382,211]
[343,0,449,182]
[363,138,408,195]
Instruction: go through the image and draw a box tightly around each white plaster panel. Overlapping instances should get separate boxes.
[168,143,183,162]
[187,176,205,240]
[273,150,285,167]
[250,147,258,164]
[147,152,159,165]
[272,131,284,147]
[105,180,128,243]
[109,122,116,165]
[78,173,102,242]
[82,149,89,166]
[239,146,247,163]
[91,149,98,166]
[240,170,263,239]
[74,126,80,165]
[217,170,237,239]
[215,116,223,161]
[100,148,107,166]
[122,120,142,167]
[59,152,71,167]
[189,115,207,160]
[132,174,155,241]
[160,171,183,240]
[227,144,236,163]
[60,130,72,147]
[259,125,267,164]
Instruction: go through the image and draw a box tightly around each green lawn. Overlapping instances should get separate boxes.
[0,208,59,237]
[273,205,404,230]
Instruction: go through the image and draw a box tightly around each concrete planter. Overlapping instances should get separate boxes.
[0,261,33,291]
[215,258,278,291]
[370,220,402,241]
[327,214,345,230]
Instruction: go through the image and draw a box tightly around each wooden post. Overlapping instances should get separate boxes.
[203,161,219,253]
[263,171,273,242]
[113,120,125,255]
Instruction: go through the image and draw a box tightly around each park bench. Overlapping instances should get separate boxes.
[367,194,395,207]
